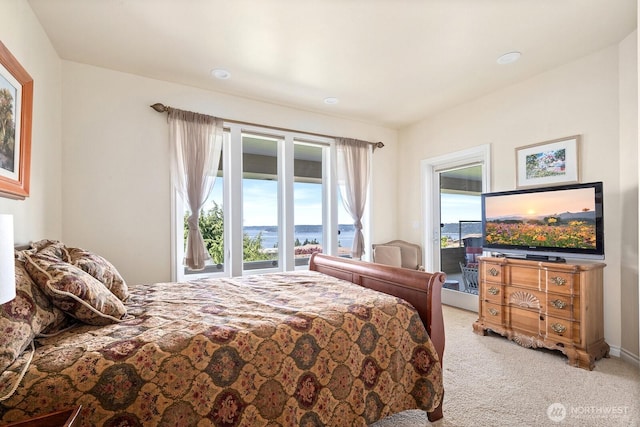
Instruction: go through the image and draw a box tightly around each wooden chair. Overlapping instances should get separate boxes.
[459,261,479,293]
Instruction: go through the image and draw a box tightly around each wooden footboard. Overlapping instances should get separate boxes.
[308,253,445,421]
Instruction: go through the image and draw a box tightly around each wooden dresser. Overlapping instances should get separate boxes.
[473,256,609,370]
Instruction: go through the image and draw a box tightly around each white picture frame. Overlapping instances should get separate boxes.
[515,135,580,189]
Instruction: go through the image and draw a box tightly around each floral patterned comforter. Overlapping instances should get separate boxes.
[0,271,443,426]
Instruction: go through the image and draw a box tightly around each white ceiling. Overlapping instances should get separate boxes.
[27,0,637,129]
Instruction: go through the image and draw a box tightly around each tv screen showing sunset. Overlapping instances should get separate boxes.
[483,187,597,249]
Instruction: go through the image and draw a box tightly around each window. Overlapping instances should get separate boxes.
[178,138,226,276]
[293,142,324,266]
[173,123,358,281]
[242,134,280,270]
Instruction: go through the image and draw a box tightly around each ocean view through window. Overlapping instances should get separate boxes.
[174,123,362,280]
[243,223,355,253]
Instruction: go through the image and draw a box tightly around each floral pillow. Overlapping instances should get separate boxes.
[24,252,127,326]
[34,240,66,260]
[63,247,129,301]
[0,253,67,373]
[30,240,129,302]
[29,239,61,251]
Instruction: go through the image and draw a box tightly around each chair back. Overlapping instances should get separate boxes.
[459,261,479,292]
[372,240,423,270]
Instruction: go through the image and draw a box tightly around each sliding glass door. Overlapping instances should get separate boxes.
[439,166,482,294]
[421,145,490,311]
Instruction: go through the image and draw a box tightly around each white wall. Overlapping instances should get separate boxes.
[397,42,636,357]
[619,31,638,361]
[60,62,398,285]
[0,0,62,243]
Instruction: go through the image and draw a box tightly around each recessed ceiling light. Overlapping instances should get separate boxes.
[211,68,231,79]
[324,97,339,105]
[497,51,521,65]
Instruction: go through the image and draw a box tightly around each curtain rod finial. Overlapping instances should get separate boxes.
[150,103,168,113]
[375,142,384,149]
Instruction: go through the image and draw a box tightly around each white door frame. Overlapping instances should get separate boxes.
[421,144,491,312]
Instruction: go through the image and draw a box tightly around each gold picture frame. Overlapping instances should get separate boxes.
[515,135,580,189]
[0,40,32,200]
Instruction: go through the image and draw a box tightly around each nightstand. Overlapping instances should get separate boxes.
[4,406,81,427]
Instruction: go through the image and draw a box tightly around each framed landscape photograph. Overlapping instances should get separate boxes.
[515,135,580,188]
[0,40,32,200]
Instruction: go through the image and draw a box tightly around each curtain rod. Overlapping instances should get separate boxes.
[150,103,384,150]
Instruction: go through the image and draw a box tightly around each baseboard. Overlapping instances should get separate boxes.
[617,346,640,368]
[442,288,478,312]
[608,344,621,358]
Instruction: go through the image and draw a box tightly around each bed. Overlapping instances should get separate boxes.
[1,244,445,426]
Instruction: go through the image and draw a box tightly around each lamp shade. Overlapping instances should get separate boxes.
[0,214,15,305]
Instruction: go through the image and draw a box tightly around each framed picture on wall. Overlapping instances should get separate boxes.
[515,135,580,188]
[0,40,33,200]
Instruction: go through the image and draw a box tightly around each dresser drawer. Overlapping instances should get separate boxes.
[546,294,580,321]
[509,265,540,290]
[545,270,575,295]
[482,302,504,325]
[482,284,503,304]
[507,306,541,337]
[481,262,504,284]
[544,316,580,344]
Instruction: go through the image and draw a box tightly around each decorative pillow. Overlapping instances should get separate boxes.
[30,240,129,302]
[29,239,62,251]
[0,253,67,373]
[24,252,127,326]
[35,240,66,261]
[62,247,129,301]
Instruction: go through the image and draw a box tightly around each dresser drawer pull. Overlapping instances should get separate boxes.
[550,276,567,286]
[488,308,499,316]
[551,323,567,334]
[488,287,500,295]
[488,268,500,277]
[550,299,567,309]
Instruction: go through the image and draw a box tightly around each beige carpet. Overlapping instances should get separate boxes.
[373,305,640,427]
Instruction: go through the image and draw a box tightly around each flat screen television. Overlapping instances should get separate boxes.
[481,181,604,261]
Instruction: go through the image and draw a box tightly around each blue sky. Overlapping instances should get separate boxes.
[205,179,481,226]
[0,74,16,94]
[0,74,17,120]
[440,193,482,223]
[206,179,353,226]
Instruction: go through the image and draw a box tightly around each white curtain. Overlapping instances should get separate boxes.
[336,138,371,259]
[168,108,223,270]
